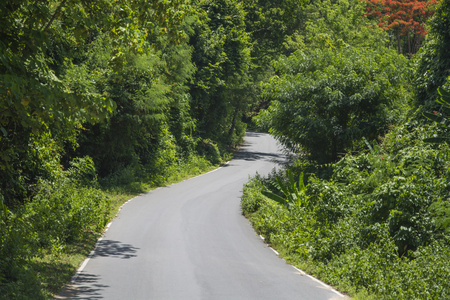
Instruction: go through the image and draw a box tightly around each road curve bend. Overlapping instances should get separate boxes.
[57,132,346,300]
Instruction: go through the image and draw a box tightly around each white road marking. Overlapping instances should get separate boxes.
[258,235,348,298]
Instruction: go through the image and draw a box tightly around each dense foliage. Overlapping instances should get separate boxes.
[256,46,410,163]
[189,0,252,147]
[0,157,111,296]
[414,0,450,110]
[0,0,252,297]
[365,0,439,54]
[243,0,450,299]
[242,124,450,298]
[1,0,449,298]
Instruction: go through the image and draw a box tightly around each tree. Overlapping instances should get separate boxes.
[189,0,252,147]
[414,0,450,111]
[242,0,308,62]
[0,0,189,205]
[73,38,196,177]
[423,88,450,144]
[255,47,410,163]
[0,1,113,205]
[288,0,388,51]
[364,0,439,54]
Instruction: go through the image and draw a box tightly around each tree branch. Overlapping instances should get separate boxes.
[42,0,68,33]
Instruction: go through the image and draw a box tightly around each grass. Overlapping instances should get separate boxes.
[33,231,100,296]
[0,231,101,300]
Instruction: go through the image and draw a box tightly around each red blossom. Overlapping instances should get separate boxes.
[365,0,440,37]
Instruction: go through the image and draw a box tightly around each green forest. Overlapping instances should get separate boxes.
[1,0,449,298]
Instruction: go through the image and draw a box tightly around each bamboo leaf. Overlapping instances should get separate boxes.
[440,105,450,115]
[423,112,445,124]
[276,177,290,197]
[438,88,450,101]
[298,172,306,191]
[262,191,288,208]
[363,137,374,153]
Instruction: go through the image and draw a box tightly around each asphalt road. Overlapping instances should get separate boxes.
[58,132,346,300]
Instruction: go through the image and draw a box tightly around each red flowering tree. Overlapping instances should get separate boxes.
[365,0,440,54]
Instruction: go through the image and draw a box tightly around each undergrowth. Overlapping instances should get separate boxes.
[0,154,217,299]
[241,123,450,299]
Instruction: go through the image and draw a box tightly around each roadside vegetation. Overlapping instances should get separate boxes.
[1,0,449,299]
[242,0,450,299]
[1,1,243,298]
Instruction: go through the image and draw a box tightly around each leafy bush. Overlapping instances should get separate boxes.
[414,0,450,111]
[196,138,221,165]
[147,126,179,179]
[0,171,110,289]
[322,239,450,299]
[25,180,110,247]
[66,156,98,187]
[262,170,308,210]
[423,87,450,144]
[241,175,267,215]
[255,46,411,163]
[0,195,36,285]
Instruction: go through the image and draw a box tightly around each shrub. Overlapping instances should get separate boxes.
[241,176,266,215]
[196,138,221,165]
[0,195,35,284]
[66,156,98,187]
[414,0,450,111]
[25,179,111,247]
[241,123,450,298]
[255,46,411,163]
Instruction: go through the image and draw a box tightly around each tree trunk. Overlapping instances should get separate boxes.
[228,106,240,145]
[42,0,68,33]
[408,33,411,55]
[331,136,338,162]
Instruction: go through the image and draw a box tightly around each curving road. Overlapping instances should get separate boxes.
[58,132,346,300]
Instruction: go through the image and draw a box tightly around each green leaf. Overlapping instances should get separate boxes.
[262,191,289,208]
[363,137,374,153]
[438,88,450,102]
[298,172,305,191]
[439,105,450,115]
[423,112,446,125]
[276,177,290,198]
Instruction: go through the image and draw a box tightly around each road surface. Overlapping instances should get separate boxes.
[58,132,346,300]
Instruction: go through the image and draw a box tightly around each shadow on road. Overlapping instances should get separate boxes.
[55,240,139,299]
[233,133,287,165]
[234,149,284,162]
[56,273,108,299]
[92,239,139,259]
[244,131,266,138]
